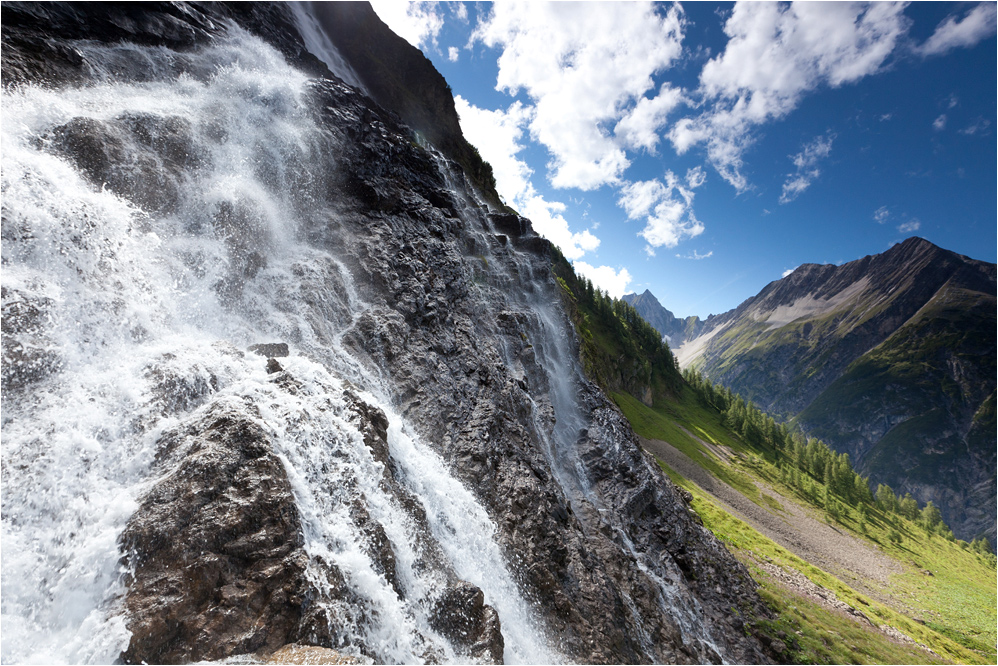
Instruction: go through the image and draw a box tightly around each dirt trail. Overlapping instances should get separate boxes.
[641,435,902,594]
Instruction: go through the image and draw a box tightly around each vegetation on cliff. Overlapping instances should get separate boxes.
[549,246,682,402]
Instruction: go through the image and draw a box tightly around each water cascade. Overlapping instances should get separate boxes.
[1,28,553,665]
[2,5,773,664]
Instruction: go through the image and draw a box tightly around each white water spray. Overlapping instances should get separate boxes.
[2,28,555,664]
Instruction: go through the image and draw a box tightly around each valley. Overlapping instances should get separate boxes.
[627,238,997,545]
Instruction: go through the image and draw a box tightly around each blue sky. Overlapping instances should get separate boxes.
[368,1,996,318]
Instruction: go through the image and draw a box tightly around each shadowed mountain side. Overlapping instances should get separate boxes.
[668,237,996,542]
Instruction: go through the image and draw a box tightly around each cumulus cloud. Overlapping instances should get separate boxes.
[573,261,633,299]
[454,96,600,260]
[472,1,686,190]
[917,3,998,57]
[782,266,799,278]
[447,46,459,62]
[898,219,921,233]
[933,114,947,131]
[369,1,444,50]
[671,2,908,191]
[779,133,835,204]
[614,85,685,153]
[618,170,705,252]
[873,206,890,223]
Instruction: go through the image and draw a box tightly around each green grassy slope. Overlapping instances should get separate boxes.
[615,386,997,665]
[545,246,996,664]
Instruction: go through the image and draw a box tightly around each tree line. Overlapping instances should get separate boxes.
[683,367,995,561]
[550,247,682,396]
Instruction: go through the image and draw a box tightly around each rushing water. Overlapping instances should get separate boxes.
[1,26,558,664]
[434,157,725,662]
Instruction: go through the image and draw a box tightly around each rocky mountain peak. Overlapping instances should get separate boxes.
[672,236,995,542]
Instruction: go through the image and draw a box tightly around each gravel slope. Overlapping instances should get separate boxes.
[640,435,902,593]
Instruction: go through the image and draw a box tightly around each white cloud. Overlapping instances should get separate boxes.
[454,95,601,260]
[370,1,445,50]
[782,266,799,278]
[676,250,714,260]
[933,114,947,131]
[873,206,890,223]
[779,133,834,204]
[614,85,685,153]
[473,1,686,190]
[898,219,921,233]
[451,2,468,22]
[917,3,998,57]
[672,1,908,191]
[617,180,668,220]
[448,46,459,62]
[960,117,993,135]
[685,166,707,189]
[573,261,633,299]
[618,171,705,250]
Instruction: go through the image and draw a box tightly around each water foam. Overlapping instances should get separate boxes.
[2,27,554,664]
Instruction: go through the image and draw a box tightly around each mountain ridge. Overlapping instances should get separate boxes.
[628,237,995,542]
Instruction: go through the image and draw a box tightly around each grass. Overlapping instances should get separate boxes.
[613,389,765,504]
[668,471,993,664]
[625,384,996,665]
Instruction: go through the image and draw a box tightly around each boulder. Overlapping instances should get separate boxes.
[430,582,504,664]
[119,403,309,663]
[249,342,290,358]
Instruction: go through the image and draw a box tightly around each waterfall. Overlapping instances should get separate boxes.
[1,26,556,665]
[288,1,367,92]
[433,156,726,662]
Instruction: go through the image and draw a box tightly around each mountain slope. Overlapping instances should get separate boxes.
[673,237,996,542]
[611,381,996,664]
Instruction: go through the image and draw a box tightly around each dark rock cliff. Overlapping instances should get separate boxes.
[1,2,777,663]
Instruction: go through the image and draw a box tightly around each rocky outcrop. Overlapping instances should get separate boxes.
[119,403,309,664]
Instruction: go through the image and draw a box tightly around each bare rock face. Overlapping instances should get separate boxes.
[430,582,504,664]
[119,404,309,664]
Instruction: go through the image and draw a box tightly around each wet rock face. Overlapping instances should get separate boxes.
[119,404,308,664]
[306,73,773,665]
[1,287,62,392]
[45,114,201,216]
[5,3,775,663]
[430,582,504,664]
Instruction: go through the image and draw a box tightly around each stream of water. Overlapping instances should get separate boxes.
[1,27,556,665]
